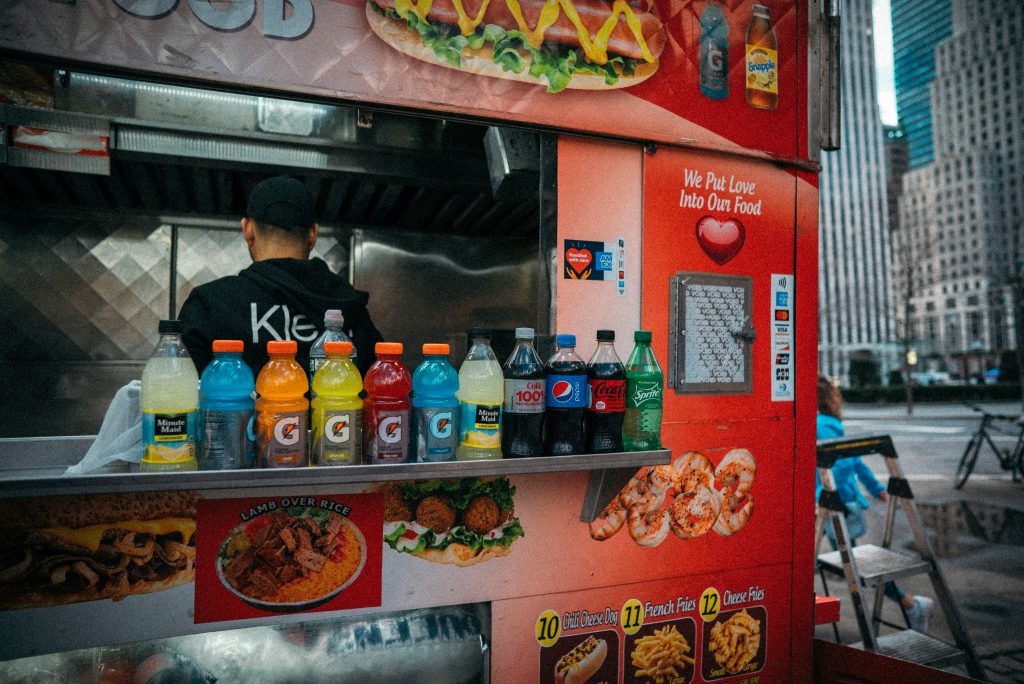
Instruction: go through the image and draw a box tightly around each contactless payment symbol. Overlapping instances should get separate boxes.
[536,609,561,647]
[621,598,645,635]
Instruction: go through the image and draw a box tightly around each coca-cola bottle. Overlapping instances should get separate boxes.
[543,334,587,456]
[585,330,626,453]
[501,327,546,458]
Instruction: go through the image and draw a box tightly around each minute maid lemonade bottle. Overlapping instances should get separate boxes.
[255,340,309,468]
[311,340,363,466]
[456,328,503,461]
[745,4,778,110]
[141,319,198,472]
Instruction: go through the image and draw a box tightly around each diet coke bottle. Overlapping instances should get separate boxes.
[502,327,546,458]
[543,334,587,456]
[585,330,626,453]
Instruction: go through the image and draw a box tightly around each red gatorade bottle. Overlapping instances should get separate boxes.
[363,342,412,464]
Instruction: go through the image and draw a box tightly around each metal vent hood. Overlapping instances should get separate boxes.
[0,70,540,236]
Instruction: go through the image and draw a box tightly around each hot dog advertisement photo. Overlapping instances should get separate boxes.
[0,0,804,157]
[492,567,784,682]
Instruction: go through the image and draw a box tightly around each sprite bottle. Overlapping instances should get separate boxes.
[623,330,663,451]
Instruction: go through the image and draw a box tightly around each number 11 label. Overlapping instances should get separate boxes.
[620,598,645,635]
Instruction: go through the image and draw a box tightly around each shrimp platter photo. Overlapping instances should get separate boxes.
[588,448,756,548]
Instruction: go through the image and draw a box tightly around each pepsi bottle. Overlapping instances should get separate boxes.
[585,330,626,454]
[543,334,587,456]
[502,327,545,458]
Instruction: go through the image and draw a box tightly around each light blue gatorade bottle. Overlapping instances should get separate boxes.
[412,343,459,462]
[198,339,256,470]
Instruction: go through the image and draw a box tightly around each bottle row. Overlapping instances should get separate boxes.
[139,323,664,471]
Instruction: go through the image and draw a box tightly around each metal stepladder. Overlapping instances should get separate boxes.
[814,435,986,679]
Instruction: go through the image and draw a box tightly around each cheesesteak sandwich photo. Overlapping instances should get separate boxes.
[366,0,666,92]
[0,491,197,609]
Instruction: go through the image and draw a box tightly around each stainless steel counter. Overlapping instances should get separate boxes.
[0,435,670,510]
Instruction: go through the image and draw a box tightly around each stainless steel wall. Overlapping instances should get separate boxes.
[0,210,348,437]
[0,211,539,437]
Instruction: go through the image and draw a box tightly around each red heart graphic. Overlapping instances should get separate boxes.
[696,216,746,264]
[566,248,593,275]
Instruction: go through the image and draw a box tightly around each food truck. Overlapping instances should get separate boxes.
[0,0,829,680]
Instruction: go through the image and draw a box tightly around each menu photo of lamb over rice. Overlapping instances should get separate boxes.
[194,493,382,623]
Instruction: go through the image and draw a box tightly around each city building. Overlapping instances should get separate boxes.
[894,0,1023,379]
[891,0,952,170]
[884,126,909,234]
[818,0,894,384]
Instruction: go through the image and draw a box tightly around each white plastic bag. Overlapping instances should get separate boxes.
[65,380,142,476]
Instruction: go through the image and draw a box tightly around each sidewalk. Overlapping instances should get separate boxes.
[844,401,1024,421]
[814,470,1024,682]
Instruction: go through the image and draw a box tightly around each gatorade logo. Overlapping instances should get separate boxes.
[325,414,349,444]
[551,381,574,402]
[379,416,402,444]
[429,412,453,439]
[275,416,301,446]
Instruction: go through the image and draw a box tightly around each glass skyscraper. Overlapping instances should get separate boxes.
[818,0,894,383]
[891,0,953,169]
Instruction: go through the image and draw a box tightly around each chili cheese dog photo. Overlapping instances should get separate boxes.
[366,0,666,93]
[0,491,197,610]
[554,635,608,684]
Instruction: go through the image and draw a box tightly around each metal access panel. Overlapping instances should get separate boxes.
[668,271,754,395]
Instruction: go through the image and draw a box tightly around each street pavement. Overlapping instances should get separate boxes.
[815,401,1024,682]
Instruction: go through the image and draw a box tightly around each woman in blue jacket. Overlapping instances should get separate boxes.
[816,375,934,633]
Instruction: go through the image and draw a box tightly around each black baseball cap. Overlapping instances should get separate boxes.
[247,176,316,231]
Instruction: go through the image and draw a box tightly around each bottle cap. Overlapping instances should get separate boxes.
[556,333,577,347]
[634,330,652,343]
[324,309,344,324]
[324,341,353,355]
[158,319,182,334]
[753,3,770,16]
[469,327,491,340]
[212,340,244,353]
[514,327,535,339]
[267,340,298,355]
[376,342,403,355]
[423,343,450,355]
[596,330,615,342]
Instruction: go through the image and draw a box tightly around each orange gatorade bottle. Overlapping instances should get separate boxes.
[745,4,778,110]
[255,340,309,468]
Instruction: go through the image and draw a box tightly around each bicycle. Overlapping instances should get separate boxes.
[954,404,1024,489]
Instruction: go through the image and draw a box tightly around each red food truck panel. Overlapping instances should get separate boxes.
[642,144,799,422]
[492,561,794,682]
[0,0,806,160]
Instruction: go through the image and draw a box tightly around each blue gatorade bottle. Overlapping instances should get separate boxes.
[412,343,459,462]
[198,339,256,470]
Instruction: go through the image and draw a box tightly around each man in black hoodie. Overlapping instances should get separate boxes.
[179,176,382,375]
